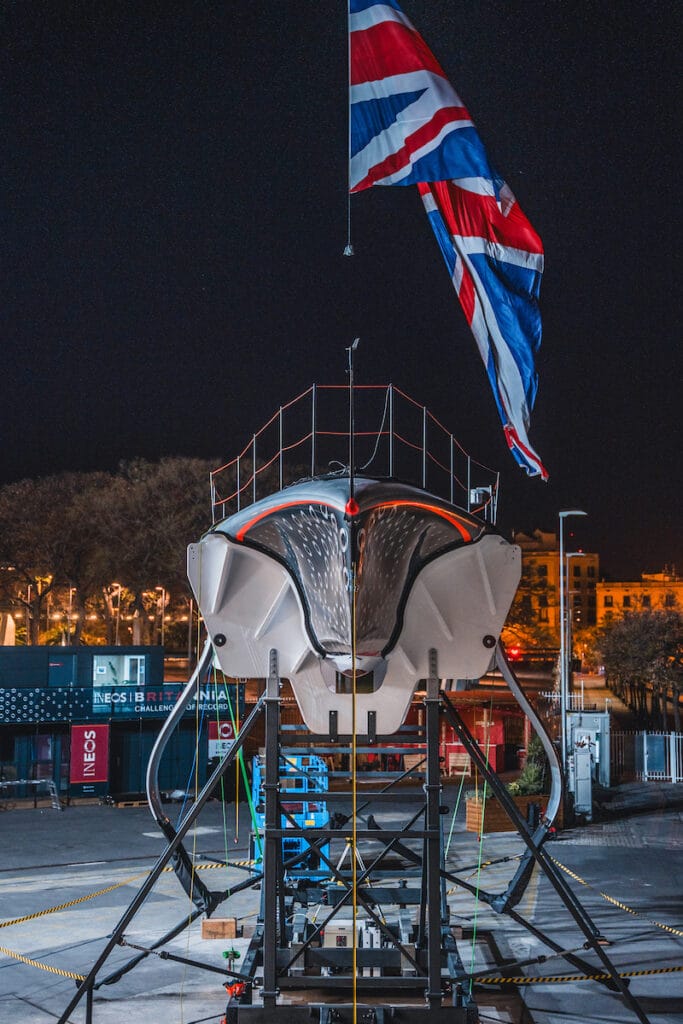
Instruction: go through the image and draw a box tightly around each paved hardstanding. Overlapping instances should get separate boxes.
[1,785,682,1023]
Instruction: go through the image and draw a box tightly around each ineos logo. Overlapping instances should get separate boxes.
[83,728,97,776]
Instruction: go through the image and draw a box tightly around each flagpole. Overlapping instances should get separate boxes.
[344,0,354,256]
[346,338,360,508]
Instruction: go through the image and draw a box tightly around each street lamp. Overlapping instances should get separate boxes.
[187,597,194,664]
[67,587,76,645]
[155,586,166,648]
[558,510,587,772]
[111,583,122,645]
[565,552,586,717]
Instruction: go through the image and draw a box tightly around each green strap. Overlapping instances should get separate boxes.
[219,672,263,859]
[211,670,233,875]
[445,767,467,859]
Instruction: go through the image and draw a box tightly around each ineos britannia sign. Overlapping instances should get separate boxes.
[70,724,110,785]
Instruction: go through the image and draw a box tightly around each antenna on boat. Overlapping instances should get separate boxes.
[346,338,360,517]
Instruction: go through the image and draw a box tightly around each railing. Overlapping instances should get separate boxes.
[540,691,608,713]
[612,731,683,783]
[210,384,500,524]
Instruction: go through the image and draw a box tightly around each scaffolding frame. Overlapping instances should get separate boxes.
[56,644,651,1024]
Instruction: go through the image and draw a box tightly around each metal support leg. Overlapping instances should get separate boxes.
[441,691,651,1024]
[56,694,266,1024]
[425,650,443,1008]
[262,649,281,1008]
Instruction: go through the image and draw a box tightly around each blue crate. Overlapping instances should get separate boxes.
[252,754,330,879]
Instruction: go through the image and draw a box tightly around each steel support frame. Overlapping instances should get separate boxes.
[56,638,645,1024]
[56,648,471,1024]
[231,649,473,1023]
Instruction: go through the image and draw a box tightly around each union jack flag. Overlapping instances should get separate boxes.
[350,0,547,479]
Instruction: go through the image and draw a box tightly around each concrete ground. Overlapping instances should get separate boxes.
[1,780,682,1024]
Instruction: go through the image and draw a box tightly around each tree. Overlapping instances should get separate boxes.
[597,610,683,729]
[0,458,214,645]
[90,458,214,643]
[0,472,114,643]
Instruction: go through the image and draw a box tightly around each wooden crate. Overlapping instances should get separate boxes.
[201,917,238,940]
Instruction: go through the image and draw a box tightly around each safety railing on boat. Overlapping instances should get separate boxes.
[210,384,500,524]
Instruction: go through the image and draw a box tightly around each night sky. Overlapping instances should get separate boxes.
[3,1,680,579]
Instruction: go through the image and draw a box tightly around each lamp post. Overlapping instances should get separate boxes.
[112,583,122,645]
[558,510,587,772]
[155,586,166,648]
[67,587,76,645]
[565,552,586,719]
[187,597,194,664]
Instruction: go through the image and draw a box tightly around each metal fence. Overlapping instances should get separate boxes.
[209,384,501,524]
[540,690,612,713]
[611,731,683,783]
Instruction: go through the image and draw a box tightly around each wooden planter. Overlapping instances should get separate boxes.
[465,794,562,833]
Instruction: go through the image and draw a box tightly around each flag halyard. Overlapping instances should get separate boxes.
[350,0,547,479]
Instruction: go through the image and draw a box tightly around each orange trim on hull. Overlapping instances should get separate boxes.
[363,500,474,542]
[235,498,475,543]
[235,501,340,542]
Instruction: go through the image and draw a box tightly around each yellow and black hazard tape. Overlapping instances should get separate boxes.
[0,860,255,934]
[463,854,522,883]
[0,873,149,931]
[446,854,524,895]
[0,943,86,981]
[550,856,683,938]
[194,859,256,870]
[0,858,259,979]
[476,963,683,985]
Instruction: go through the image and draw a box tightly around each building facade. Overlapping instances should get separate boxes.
[596,569,681,625]
[511,529,599,640]
[0,646,243,801]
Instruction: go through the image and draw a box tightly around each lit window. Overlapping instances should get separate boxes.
[604,595,613,607]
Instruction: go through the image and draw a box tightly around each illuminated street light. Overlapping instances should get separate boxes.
[558,510,587,773]
[67,587,76,644]
[155,586,166,648]
[111,582,122,645]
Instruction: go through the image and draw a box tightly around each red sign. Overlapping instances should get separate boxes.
[208,720,234,758]
[70,724,110,784]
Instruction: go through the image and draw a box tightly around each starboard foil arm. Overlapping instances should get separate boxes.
[495,641,562,830]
